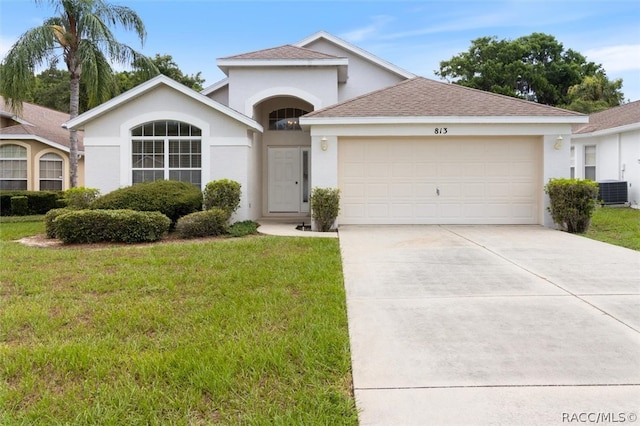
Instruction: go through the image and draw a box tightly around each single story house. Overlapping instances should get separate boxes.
[0,96,84,191]
[571,101,640,207]
[65,31,588,227]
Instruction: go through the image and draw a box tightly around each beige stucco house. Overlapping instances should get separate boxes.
[0,97,84,191]
[66,31,588,227]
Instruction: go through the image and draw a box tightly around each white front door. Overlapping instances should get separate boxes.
[268,147,309,213]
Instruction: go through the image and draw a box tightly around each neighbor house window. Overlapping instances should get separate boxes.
[131,120,202,187]
[0,144,28,190]
[268,108,308,130]
[570,146,575,178]
[39,152,63,190]
[584,145,596,180]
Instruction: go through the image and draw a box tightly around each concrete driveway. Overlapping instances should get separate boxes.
[339,225,640,425]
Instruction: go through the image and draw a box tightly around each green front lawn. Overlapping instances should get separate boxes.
[582,206,640,251]
[0,220,357,425]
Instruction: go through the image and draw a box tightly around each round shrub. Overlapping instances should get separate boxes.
[203,179,241,219]
[55,209,170,244]
[91,180,202,225]
[44,208,74,238]
[175,208,228,239]
[63,187,100,209]
[545,178,599,233]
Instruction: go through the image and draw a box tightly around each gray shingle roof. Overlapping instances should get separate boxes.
[0,96,83,150]
[573,100,640,134]
[305,77,585,118]
[220,44,345,61]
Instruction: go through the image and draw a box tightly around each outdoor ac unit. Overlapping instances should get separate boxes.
[598,180,628,205]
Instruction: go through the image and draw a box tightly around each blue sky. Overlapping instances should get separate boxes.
[1,0,639,102]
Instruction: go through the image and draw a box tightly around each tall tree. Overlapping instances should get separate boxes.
[0,0,157,188]
[436,33,623,110]
[118,54,206,92]
[561,72,624,113]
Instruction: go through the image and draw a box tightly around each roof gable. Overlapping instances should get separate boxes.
[66,75,262,132]
[202,30,415,97]
[302,77,587,123]
[0,96,83,152]
[573,100,640,135]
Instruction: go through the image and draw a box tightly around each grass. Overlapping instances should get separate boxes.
[0,219,358,425]
[582,206,640,251]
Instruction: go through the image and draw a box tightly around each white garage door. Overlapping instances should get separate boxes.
[338,137,541,224]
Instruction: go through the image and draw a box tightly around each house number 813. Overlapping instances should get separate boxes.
[434,128,448,135]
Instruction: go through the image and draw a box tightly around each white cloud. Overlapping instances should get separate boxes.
[585,44,640,72]
[340,15,395,43]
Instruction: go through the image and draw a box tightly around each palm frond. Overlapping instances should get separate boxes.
[0,25,58,113]
[77,40,117,107]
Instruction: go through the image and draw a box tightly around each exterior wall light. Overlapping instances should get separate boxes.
[554,135,563,150]
[321,137,328,151]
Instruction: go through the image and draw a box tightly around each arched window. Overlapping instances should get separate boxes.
[39,152,64,190]
[268,108,308,130]
[0,144,28,190]
[131,120,202,186]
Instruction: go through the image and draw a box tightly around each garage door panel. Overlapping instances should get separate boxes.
[339,137,540,224]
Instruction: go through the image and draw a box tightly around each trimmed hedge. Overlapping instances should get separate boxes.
[203,179,242,219]
[55,209,170,244]
[228,220,260,237]
[175,208,228,239]
[545,178,599,233]
[44,208,74,238]
[0,191,62,215]
[10,196,29,216]
[90,180,202,225]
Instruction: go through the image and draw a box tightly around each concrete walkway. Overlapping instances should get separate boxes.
[257,219,338,238]
[339,225,640,425]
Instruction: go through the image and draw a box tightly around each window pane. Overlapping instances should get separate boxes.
[268,108,308,130]
[0,180,27,190]
[585,146,596,165]
[0,144,27,158]
[154,121,166,136]
[143,122,153,136]
[40,180,62,191]
[180,123,190,136]
[191,126,201,137]
[131,125,143,137]
[169,170,201,186]
[0,159,27,178]
[167,121,179,136]
[585,166,596,180]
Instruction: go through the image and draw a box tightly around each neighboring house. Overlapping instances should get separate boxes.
[0,97,84,191]
[65,31,587,227]
[572,101,640,207]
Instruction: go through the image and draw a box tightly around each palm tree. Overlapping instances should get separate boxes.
[1,0,157,188]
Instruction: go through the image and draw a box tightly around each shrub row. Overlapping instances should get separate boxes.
[90,180,202,226]
[0,191,62,215]
[49,209,170,244]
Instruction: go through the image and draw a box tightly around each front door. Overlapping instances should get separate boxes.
[268,147,309,213]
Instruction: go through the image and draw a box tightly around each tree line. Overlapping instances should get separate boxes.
[1,54,204,114]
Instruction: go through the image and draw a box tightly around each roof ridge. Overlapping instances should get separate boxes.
[219,43,344,60]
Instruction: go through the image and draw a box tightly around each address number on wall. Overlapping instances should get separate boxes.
[434,128,448,135]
